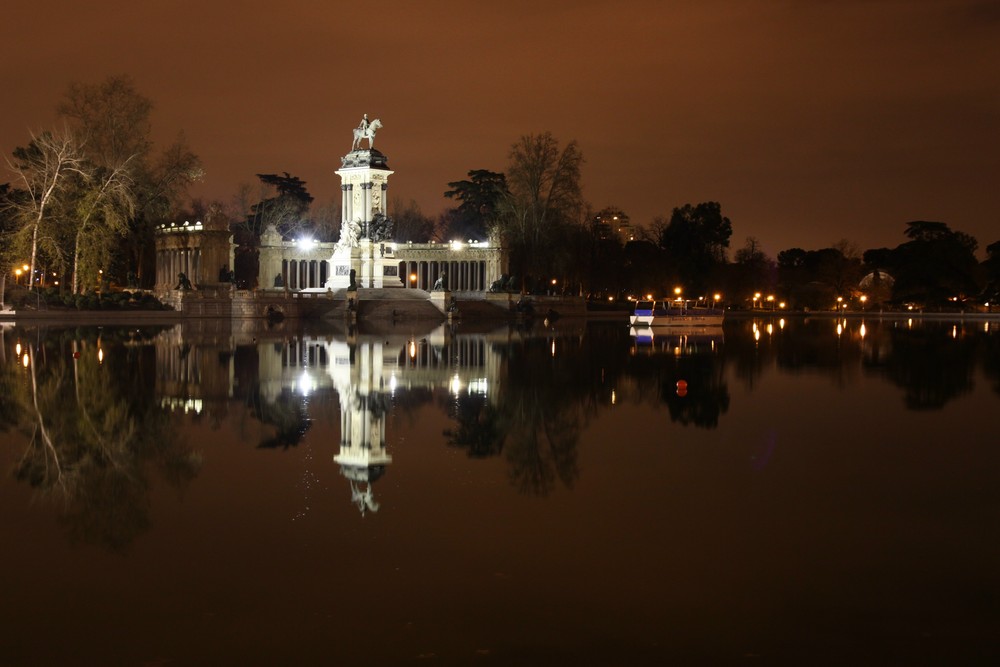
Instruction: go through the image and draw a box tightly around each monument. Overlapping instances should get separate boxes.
[326,114,398,290]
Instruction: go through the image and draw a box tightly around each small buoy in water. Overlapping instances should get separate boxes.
[677,387,688,397]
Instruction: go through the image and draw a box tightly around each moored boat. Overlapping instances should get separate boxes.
[629,300,725,328]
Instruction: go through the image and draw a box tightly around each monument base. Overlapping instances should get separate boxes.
[429,290,452,314]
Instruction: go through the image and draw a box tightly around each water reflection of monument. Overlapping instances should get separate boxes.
[154,322,502,513]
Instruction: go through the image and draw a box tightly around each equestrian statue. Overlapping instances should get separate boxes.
[352,113,383,151]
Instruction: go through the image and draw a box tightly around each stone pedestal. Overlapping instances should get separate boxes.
[429,290,452,314]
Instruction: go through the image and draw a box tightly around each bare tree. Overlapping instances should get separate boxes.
[4,128,85,288]
[499,132,584,290]
[59,76,202,286]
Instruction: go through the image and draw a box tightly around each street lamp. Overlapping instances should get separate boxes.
[766,295,775,310]
[14,268,22,285]
[753,292,761,309]
[859,295,867,311]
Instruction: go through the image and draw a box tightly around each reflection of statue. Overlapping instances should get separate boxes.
[349,481,380,515]
[352,117,383,151]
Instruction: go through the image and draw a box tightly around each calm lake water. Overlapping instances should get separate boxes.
[1,315,998,665]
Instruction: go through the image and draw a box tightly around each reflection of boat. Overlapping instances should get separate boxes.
[630,300,725,328]
[630,326,724,355]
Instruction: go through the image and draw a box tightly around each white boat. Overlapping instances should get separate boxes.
[629,300,725,328]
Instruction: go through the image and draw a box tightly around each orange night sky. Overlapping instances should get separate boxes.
[2,0,998,255]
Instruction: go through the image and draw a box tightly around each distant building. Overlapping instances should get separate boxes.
[593,207,633,243]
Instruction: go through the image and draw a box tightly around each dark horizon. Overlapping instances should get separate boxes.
[3,1,998,256]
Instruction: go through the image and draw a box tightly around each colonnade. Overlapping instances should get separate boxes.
[398,260,488,292]
[280,259,329,290]
[156,248,202,289]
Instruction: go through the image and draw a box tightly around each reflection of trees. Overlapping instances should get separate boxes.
[246,384,311,449]
[443,393,504,458]
[443,330,615,495]
[659,354,730,428]
[622,334,730,429]
[502,386,579,495]
[983,332,1000,396]
[726,317,980,410]
[879,325,976,410]
[5,328,198,551]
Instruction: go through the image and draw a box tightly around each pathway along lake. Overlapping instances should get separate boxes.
[1,316,998,664]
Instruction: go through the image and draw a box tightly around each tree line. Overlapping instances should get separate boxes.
[0,76,202,299]
[4,77,997,308]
